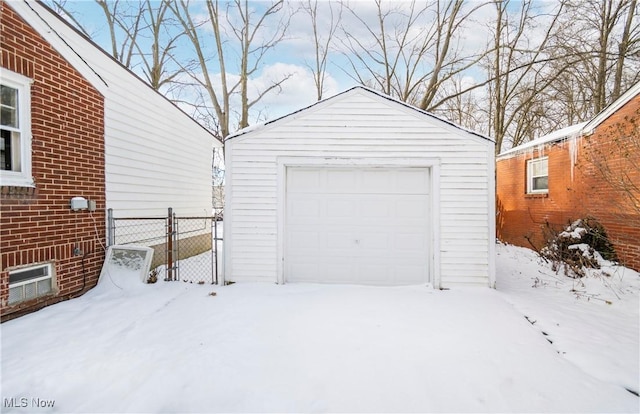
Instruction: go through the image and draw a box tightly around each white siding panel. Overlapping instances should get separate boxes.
[104,91,215,217]
[226,88,494,286]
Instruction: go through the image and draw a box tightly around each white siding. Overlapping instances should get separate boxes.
[104,96,214,217]
[13,1,219,218]
[226,89,495,288]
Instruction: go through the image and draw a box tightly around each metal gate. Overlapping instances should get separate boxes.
[107,208,222,284]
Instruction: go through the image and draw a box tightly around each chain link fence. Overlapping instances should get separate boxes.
[174,216,221,284]
[107,208,221,284]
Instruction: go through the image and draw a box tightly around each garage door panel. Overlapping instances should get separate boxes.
[285,167,431,285]
[288,168,320,191]
[326,231,356,249]
[359,199,391,218]
[395,265,428,284]
[395,232,429,252]
[359,263,391,283]
[325,263,357,282]
[397,198,428,217]
[289,198,321,220]
[397,169,430,193]
[288,262,320,281]
[327,199,356,217]
[359,232,390,250]
[288,230,320,249]
[288,227,429,254]
[326,169,357,192]
[360,169,393,193]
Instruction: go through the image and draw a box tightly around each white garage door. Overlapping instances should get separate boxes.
[285,167,431,285]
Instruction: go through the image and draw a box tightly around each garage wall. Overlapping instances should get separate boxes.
[225,87,495,287]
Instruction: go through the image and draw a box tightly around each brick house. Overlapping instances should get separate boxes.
[496,82,640,271]
[1,1,219,321]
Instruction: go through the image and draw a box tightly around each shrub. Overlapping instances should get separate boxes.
[540,217,617,278]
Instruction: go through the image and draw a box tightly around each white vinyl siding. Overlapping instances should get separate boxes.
[104,99,215,217]
[225,89,495,288]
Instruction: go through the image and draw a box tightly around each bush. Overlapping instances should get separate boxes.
[540,217,617,278]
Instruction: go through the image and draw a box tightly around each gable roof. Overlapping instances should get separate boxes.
[497,122,587,159]
[8,0,220,145]
[582,80,640,135]
[226,86,494,143]
[498,81,640,159]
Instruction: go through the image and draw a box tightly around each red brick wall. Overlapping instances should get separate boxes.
[1,3,106,320]
[497,95,640,271]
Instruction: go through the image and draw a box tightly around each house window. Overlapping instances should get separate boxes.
[8,263,55,305]
[527,157,548,193]
[1,70,33,187]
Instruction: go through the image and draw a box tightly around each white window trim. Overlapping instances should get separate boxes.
[1,69,34,187]
[526,156,548,194]
[8,262,55,305]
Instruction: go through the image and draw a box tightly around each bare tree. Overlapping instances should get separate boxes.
[50,0,139,63]
[338,0,488,109]
[132,0,185,91]
[48,0,638,154]
[49,0,184,92]
[48,0,92,37]
[95,0,142,67]
[484,0,567,152]
[581,116,640,216]
[614,0,638,99]
[553,0,639,115]
[300,0,342,101]
[590,0,638,110]
[435,76,485,132]
[415,0,486,111]
[169,0,292,140]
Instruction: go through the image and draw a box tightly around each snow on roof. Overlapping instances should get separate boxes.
[226,86,494,143]
[583,80,640,134]
[499,81,640,159]
[498,122,588,158]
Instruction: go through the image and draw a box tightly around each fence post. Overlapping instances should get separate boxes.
[107,208,114,247]
[213,216,219,285]
[174,210,179,282]
[166,207,174,281]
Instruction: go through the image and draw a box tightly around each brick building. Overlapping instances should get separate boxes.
[1,1,105,320]
[1,1,218,321]
[496,82,640,271]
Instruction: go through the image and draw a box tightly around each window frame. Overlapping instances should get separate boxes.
[526,156,549,194]
[1,70,34,187]
[8,263,56,305]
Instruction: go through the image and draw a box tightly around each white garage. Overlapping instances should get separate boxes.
[224,87,496,288]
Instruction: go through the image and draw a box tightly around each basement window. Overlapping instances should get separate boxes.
[1,70,33,187]
[8,263,55,305]
[526,157,548,194]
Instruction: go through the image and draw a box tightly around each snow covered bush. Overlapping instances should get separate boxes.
[541,217,617,278]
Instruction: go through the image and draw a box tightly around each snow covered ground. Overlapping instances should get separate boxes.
[1,243,638,413]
